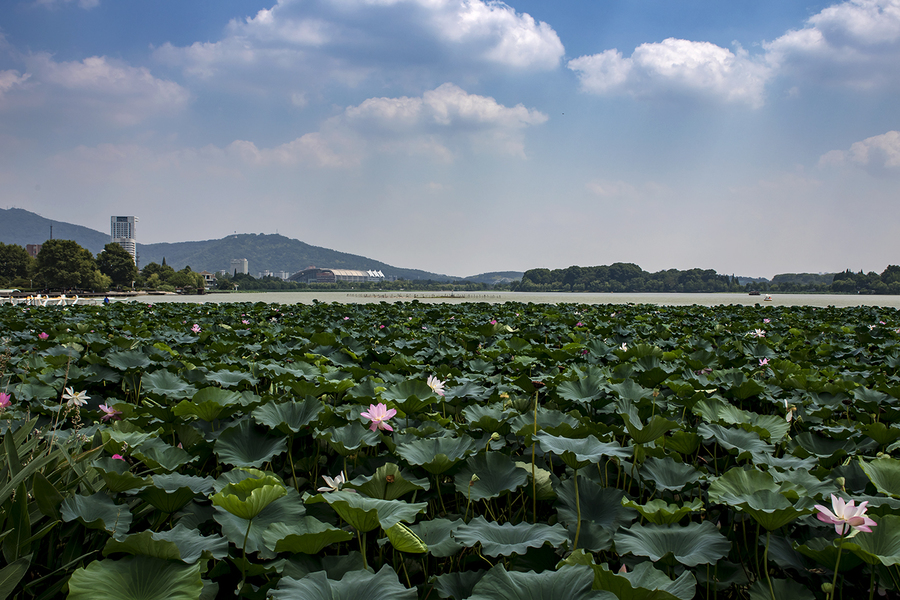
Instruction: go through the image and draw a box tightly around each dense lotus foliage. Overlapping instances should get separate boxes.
[2,299,900,599]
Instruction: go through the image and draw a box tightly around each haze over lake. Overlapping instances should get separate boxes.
[124,292,900,308]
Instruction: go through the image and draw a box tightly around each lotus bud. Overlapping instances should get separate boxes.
[618,565,627,574]
[877,452,886,458]
[491,432,501,442]
[835,476,846,491]
[469,474,480,486]
[822,583,834,594]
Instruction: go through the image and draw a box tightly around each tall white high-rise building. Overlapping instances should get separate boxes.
[111,216,137,265]
[230,258,249,275]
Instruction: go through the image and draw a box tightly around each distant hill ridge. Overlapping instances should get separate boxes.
[0,208,514,281]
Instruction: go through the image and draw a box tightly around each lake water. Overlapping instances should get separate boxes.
[121,291,900,308]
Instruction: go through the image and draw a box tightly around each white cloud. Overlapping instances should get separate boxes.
[1,54,190,126]
[568,38,770,108]
[764,0,900,89]
[154,0,563,88]
[819,130,900,173]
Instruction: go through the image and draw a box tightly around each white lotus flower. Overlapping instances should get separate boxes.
[318,471,354,493]
[427,375,445,397]
[62,387,89,407]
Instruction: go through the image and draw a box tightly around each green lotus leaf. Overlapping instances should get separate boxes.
[273,565,416,600]
[746,578,815,600]
[535,432,631,470]
[453,516,569,557]
[468,564,614,600]
[608,379,654,403]
[173,387,244,422]
[735,489,811,531]
[103,525,228,563]
[794,537,864,571]
[615,521,731,567]
[280,552,365,582]
[307,490,427,533]
[556,377,607,406]
[315,422,381,456]
[432,570,487,600]
[640,457,702,492]
[383,522,428,554]
[101,428,159,455]
[67,556,203,600]
[141,370,196,400]
[793,432,856,464]
[509,407,580,437]
[454,452,528,502]
[93,460,152,494]
[396,435,477,474]
[133,439,198,474]
[622,498,704,525]
[769,468,835,499]
[844,514,900,566]
[697,424,774,462]
[381,380,439,411]
[61,492,133,540]
[621,410,679,445]
[514,461,556,501]
[205,369,258,388]
[463,403,513,433]
[585,561,696,600]
[556,478,635,533]
[105,350,152,371]
[213,488,306,559]
[138,474,214,513]
[252,396,324,434]
[409,518,465,558]
[859,456,900,498]
[263,518,354,555]
[210,472,287,520]
[708,467,804,506]
[714,369,765,400]
[214,419,288,468]
[348,463,429,500]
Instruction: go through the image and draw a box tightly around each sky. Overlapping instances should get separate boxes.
[0,0,898,278]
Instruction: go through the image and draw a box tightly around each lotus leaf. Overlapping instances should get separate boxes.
[141,370,196,400]
[214,419,288,468]
[61,492,133,540]
[210,471,287,520]
[432,570,487,600]
[535,432,631,469]
[280,552,365,582]
[844,514,900,566]
[746,578,814,600]
[252,396,324,434]
[583,560,696,600]
[273,565,416,600]
[639,457,702,492]
[133,439,198,474]
[67,556,203,600]
[454,452,527,502]
[795,536,864,571]
[205,369,258,388]
[614,521,731,567]
[622,498,704,525]
[349,463,429,500]
[213,488,306,559]
[468,563,614,600]
[453,516,569,557]
[263,518,354,555]
[396,435,477,474]
[105,350,152,371]
[308,490,427,532]
[383,522,428,553]
[316,422,381,456]
[103,525,228,563]
[859,456,900,498]
[697,423,774,462]
[173,387,244,422]
[408,518,465,558]
[513,461,557,500]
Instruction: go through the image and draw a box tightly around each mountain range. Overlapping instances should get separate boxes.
[0,208,521,283]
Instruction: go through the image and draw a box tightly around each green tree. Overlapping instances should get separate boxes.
[0,243,34,285]
[33,239,100,290]
[97,243,138,288]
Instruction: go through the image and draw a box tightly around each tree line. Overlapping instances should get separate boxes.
[513,262,900,294]
[0,240,137,292]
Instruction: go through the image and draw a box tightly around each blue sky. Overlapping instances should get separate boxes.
[1,0,898,278]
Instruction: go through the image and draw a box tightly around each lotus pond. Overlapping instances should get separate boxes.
[2,300,900,599]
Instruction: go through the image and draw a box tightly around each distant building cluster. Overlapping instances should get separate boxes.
[111,216,137,265]
[230,258,248,275]
[289,267,387,284]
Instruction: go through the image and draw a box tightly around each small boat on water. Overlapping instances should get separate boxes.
[764,295,773,301]
[749,290,761,296]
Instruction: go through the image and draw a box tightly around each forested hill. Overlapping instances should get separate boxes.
[0,208,454,281]
[514,263,900,294]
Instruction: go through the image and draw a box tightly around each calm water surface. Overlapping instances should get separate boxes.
[122,291,900,308]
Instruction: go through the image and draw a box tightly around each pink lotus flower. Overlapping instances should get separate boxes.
[242,319,250,325]
[38,332,49,340]
[759,358,769,367]
[427,375,445,397]
[0,392,11,409]
[191,324,201,333]
[98,404,123,422]
[815,494,877,536]
[360,403,397,432]
[112,454,125,460]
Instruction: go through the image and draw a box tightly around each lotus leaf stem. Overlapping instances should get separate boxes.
[764,530,775,600]
[573,467,582,551]
[827,534,846,600]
